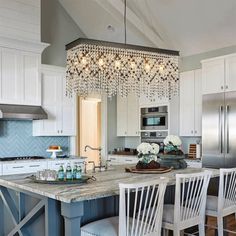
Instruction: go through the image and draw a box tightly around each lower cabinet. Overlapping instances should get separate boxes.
[1,159,85,175]
[2,161,48,175]
[107,155,138,165]
[33,65,76,136]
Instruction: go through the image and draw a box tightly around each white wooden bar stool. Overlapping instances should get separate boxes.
[81,178,168,236]
[205,168,236,236]
[162,170,212,236]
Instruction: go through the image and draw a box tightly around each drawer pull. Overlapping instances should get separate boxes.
[29,165,40,168]
[13,166,24,169]
[125,160,133,162]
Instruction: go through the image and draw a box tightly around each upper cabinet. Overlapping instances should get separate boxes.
[33,65,76,136]
[202,54,236,94]
[179,69,202,136]
[117,94,139,136]
[0,48,41,105]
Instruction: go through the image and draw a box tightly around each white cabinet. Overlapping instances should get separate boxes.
[179,69,202,136]
[117,94,139,136]
[202,54,236,94]
[225,55,236,92]
[107,155,138,165]
[2,161,48,175]
[0,47,41,105]
[33,65,76,136]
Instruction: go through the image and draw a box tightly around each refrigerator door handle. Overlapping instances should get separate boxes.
[226,105,229,154]
[219,106,223,153]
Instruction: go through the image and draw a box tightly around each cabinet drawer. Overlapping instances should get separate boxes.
[2,161,47,175]
[48,160,69,171]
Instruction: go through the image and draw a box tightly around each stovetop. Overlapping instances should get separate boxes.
[0,156,46,162]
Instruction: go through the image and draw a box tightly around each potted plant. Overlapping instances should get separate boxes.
[159,135,187,169]
[136,143,161,169]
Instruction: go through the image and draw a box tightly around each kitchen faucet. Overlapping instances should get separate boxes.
[84,145,105,172]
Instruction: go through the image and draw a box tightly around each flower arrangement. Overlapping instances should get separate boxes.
[136,143,160,169]
[163,135,184,155]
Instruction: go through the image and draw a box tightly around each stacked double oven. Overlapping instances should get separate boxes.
[140,106,168,153]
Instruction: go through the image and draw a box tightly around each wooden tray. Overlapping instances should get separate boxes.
[27,175,96,184]
[125,166,172,174]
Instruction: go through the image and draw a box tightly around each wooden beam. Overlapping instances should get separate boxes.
[95,0,167,48]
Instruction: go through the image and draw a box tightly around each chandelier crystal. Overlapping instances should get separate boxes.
[66,38,179,100]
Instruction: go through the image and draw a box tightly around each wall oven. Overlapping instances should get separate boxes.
[141,106,168,130]
[141,131,168,153]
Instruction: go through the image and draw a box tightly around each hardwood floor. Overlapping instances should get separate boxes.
[206,214,236,235]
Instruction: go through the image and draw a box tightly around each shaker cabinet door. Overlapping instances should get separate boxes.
[179,71,195,136]
[225,55,236,92]
[202,58,224,94]
[117,95,128,136]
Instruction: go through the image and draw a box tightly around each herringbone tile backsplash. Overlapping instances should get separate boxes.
[0,121,69,157]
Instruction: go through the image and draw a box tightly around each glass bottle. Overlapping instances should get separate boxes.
[76,165,82,179]
[58,165,64,181]
[72,165,78,180]
[66,163,72,180]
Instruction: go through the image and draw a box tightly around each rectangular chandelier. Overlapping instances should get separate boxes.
[66,38,179,100]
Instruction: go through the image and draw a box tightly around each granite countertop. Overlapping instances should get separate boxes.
[0,166,219,203]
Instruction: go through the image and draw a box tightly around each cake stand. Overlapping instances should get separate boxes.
[46,149,62,159]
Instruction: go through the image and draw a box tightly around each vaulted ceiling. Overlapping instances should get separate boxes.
[59,0,236,56]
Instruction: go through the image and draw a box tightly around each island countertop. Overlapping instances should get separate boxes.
[0,166,219,203]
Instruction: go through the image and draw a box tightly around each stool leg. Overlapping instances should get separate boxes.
[198,222,205,236]
[217,216,223,236]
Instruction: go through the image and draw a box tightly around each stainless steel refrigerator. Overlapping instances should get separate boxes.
[202,92,236,168]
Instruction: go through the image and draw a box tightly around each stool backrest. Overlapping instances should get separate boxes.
[174,170,212,224]
[119,178,168,236]
[219,168,236,211]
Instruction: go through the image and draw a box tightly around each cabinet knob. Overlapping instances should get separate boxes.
[191,130,193,134]
[195,130,197,134]
[61,130,63,133]
[225,85,228,89]
[57,130,59,134]
[221,86,224,90]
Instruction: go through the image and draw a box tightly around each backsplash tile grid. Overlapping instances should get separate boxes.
[0,121,69,157]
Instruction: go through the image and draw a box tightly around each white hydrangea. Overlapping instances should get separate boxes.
[137,142,160,155]
[164,135,182,146]
[151,143,160,155]
[137,142,152,155]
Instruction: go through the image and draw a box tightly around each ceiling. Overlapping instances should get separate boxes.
[59,0,236,56]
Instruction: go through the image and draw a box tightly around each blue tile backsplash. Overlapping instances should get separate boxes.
[0,121,69,157]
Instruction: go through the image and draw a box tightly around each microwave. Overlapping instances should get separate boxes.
[141,106,168,130]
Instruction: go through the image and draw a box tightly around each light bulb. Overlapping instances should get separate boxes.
[145,63,150,72]
[115,60,120,68]
[130,62,136,69]
[159,65,164,72]
[81,57,87,65]
[98,58,104,66]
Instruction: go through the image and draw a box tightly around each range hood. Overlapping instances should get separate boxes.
[0,104,48,120]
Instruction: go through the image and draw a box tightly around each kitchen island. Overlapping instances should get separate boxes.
[0,166,219,236]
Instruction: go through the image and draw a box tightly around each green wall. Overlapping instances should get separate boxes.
[41,0,86,67]
[180,44,236,72]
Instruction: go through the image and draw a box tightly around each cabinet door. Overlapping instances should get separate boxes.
[22,52,41,105]
[33,71,60,136]
[202,58,224,94]
[127,93,139,136]
[179,71,195,136]
[61,73,76,136]
[117,95,128,136]
[225,55,236,92]
[194,69,202,136]
[0,48,22,104]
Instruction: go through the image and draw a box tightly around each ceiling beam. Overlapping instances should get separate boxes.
[95,0,168,49]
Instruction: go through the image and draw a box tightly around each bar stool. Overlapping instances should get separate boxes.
[162,170,212,236]
[205,168,236,236]
[81,178,168,236]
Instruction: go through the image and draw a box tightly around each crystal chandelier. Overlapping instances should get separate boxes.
[65,1,179,100]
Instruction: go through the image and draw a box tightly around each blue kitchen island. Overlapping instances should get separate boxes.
[0,166,219,236]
